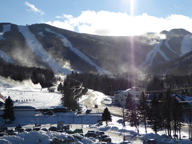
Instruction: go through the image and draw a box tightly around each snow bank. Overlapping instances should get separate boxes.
[0,131,94,144]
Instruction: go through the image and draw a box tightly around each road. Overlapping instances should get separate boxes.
[82,90,123,116]
[81,90,143,144]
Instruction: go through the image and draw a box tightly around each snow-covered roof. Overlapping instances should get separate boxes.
[172,94,192,106]
[14,106,36,109]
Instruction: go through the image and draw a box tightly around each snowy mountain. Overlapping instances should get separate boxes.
[0,23,192,75]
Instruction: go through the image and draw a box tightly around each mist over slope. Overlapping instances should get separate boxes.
[0,23,192,75]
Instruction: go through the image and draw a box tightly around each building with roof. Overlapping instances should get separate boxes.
[172,94,192,109]
[0,106,36,117]
[114,87,142,107]
[13,106,36,117]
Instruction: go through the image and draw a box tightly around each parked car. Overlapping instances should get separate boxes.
[85,130,96,138]
[86,109,92,114]
[25,128,32,132]
[15,124,22,131]
[6,129,16,135]
[41,128,48,132]
[17,128,25,133]
[65,130,74,134]
[73,129,83,134]
[49,126,57,131]
[63,125,70,131]
[43,110,54,115]
[0,125,7,132]
[99,134,111,143]
[95,131,105,137]
[0,132,5,137]
[33,126,41,131]
[143,139,156,144]
[0,129,5,136]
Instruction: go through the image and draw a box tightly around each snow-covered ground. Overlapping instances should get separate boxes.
[0,78,191,143]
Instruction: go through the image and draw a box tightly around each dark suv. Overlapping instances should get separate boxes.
[99,134,111,143]
[86,109,92,114]
[85,130,96,138]
[73,129,83,134]
[95,131,105,137]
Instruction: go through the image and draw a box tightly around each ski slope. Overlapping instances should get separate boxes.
[180,34,192,57]
[18,26,72,74]
[45,28,109,74]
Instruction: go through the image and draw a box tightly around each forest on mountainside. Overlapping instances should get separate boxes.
[0,59,55,87]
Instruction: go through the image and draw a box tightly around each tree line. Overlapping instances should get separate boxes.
[125,88,192,140]
[0,60,55,87]
[61,72,132,95]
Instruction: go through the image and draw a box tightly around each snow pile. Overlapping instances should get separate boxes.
[0,131,94,144]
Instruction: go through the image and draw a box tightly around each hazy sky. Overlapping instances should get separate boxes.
[1,0,192,36]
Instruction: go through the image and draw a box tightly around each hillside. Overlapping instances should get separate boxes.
[1,23,192,75]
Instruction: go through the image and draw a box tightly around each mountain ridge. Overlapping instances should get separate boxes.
[0,23,192,75]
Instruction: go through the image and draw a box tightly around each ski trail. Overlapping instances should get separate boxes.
[45,28,110,74]
[18,26,72,74]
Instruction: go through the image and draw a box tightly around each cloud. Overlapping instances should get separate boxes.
[46,10,192,36]
[46,20,74,31]
[24,1,44,15]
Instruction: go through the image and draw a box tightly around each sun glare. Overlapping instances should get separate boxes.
[130,0,134,16]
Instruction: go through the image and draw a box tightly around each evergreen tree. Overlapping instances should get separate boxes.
[57,82,63,92]
[62,80,75,110]
[3,96,15,121]
[149,93,162,138]
[102,107,112,125]
[138,91,148,134]
[172,97,184,139]
[185,106,192,139]
[125,93,140,133]
[160,88,173,136]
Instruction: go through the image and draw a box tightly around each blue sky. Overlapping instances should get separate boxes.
[1,0,192,36]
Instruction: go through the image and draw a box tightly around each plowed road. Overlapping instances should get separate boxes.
[82,90,123,116]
